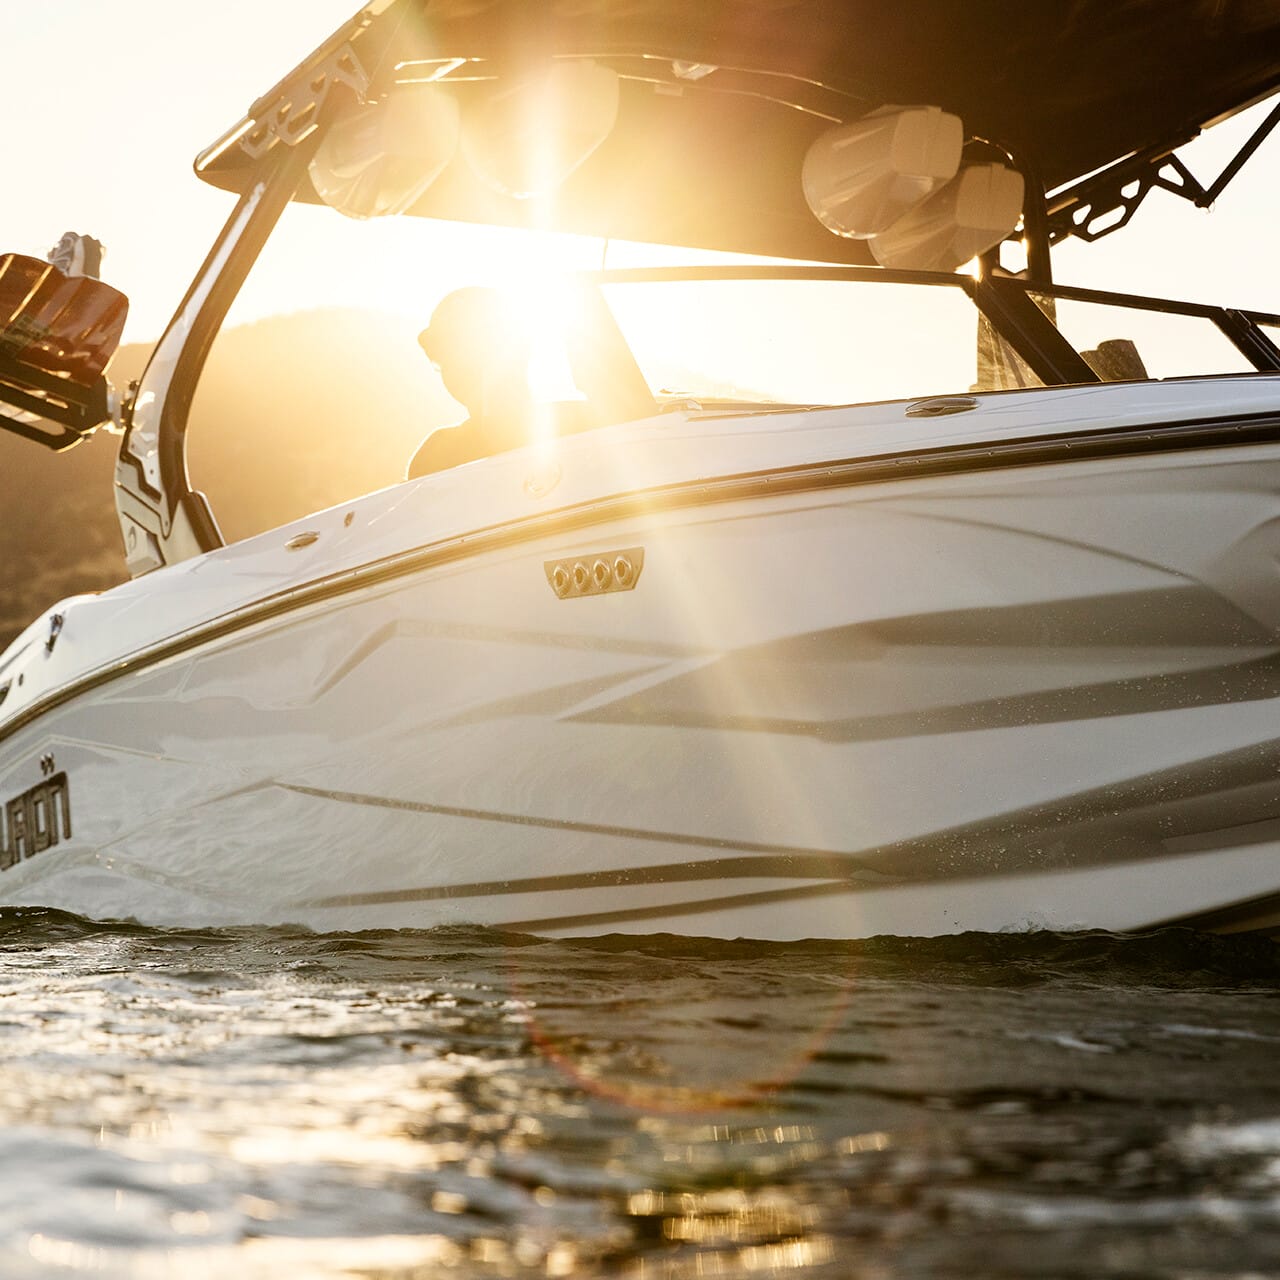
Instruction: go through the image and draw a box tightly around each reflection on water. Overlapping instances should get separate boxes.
[1,913,1280,1278]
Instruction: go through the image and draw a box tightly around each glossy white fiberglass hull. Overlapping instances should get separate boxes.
[3,377,1280,938]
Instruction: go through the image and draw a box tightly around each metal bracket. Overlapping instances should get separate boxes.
[239,44,372,160]
[1046,98,1280,246]
[972,276,1100,387]
[44,614,64,655]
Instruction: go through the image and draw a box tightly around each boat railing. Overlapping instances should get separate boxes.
[586,264,1280,370]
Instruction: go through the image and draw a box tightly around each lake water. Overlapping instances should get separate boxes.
[1,911,1279,1278]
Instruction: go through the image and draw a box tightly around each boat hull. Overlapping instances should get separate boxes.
[4,394,1280,938]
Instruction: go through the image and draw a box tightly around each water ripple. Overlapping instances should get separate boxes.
[0,911,1278,1276]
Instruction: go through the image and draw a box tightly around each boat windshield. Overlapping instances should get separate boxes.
[597,274,997,410]
[186,209,1280,542]
[592,270,1280,407]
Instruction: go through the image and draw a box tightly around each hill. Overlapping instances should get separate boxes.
[0,308,460,647]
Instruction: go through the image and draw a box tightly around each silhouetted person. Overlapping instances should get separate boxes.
[407,288,536,478]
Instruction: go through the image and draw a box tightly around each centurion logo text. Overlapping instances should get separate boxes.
[0,769,72,870]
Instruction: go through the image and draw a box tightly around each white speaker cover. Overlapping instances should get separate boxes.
[870,162,1026,271]
[310,87,460,220]
[802,106,963,239]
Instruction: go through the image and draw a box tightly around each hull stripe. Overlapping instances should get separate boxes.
[282,782,885,907]
[498,880,859,934]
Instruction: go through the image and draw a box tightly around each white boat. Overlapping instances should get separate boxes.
[2,0,1280,938]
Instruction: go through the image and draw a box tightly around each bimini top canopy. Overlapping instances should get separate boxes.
[197,0,1280,263]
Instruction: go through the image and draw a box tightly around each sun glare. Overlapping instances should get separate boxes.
[507,263,589,412]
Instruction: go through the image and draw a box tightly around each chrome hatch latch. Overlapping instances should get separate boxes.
[905,396,980,418]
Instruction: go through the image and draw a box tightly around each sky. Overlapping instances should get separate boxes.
[6,0,364,340]
[5,0,1280,346]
